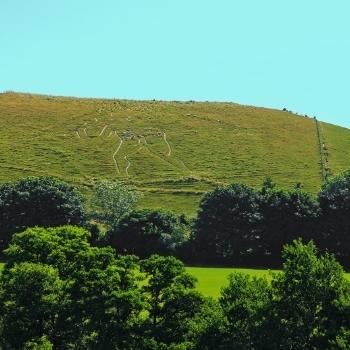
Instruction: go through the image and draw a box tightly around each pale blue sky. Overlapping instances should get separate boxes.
[1,0,349,128]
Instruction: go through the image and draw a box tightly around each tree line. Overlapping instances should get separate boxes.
[1,171,350,267]
[192,172,350,267]
[1,226,350,349]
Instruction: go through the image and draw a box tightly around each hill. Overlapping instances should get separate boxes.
[1,92,349,215]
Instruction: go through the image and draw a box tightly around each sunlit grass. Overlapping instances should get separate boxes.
[1,92,349,215]
[187,266,350,298]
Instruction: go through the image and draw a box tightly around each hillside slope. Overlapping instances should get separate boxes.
[0,92,349,215]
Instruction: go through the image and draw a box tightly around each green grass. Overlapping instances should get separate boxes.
[0,262,349,298]
[186,267,279,298]
[1,92,349,215]
[187,267,350,298]
[321,122,350,178]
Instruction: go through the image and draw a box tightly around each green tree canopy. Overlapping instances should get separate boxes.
[265,240,350,350]
[140,255,204,348]
[318,170,350,262]
[218,240,350,350]
[258,183,319,264]
[220,273,271,350]
[0,176,85,250]
[194,184,261,264]
[91,180,141,231]
[1,226,145,349]
[110,209,189,258]
[2,227,350,349]
[0,262,64,350]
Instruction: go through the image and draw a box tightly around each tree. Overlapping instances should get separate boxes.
[259,182,319,265]
[65,256,144,350]
[0,262,64,350]
[140,255,204,348]
[193,184,261,264]
[4,226,93,278]
[110,209,189,258]
[264,240,350,350]
[92,180,141,231]
[188,298,226,350]
[0,176,85,250]
[2,225,350,349]
[215,240,350,350]
[193,179,320,266]
[2,225,145,350]
[219,273,271,350]
[318,170,350,263]
[23,336,53,350]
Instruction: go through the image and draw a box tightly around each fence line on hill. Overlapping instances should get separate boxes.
[314,117,329,182]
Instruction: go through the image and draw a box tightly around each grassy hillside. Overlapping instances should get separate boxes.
[0,92,349,215]
[320,122,350,177]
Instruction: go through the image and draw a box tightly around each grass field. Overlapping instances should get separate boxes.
[186,267,279,298]
[1,92,350,215]
[0,262,349,298]
[187,267,350,298]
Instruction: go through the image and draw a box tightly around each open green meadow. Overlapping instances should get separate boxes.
[186,267,279,298]
[1,92,350,215]
[187,267,350,298]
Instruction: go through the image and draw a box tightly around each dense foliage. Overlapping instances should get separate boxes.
[0,227,350,349]
[318,169,350,263]
[2,171,350,267]
[109,209,189,258]
[193,184,261,265]
[0,226,206,349]
[193,172,350,267]
[258,179,319,264]
[215,241,350,350]
[0,176,85,250]
[91,180,141,230]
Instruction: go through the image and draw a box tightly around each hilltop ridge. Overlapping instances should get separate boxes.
[1,92,349,214]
